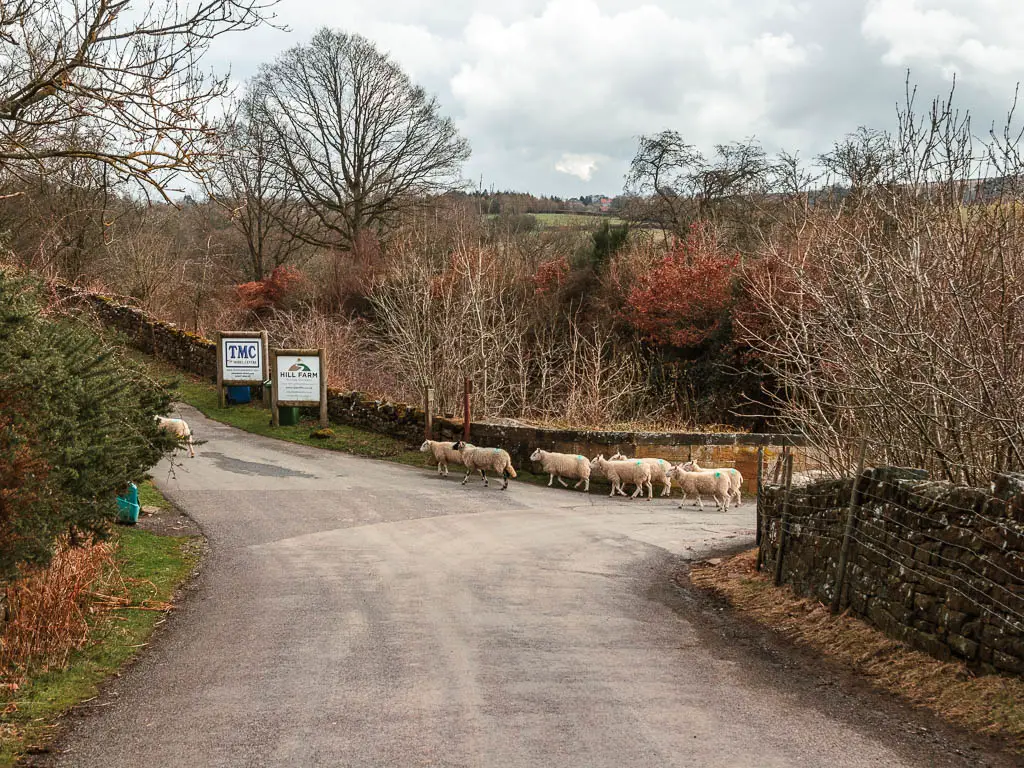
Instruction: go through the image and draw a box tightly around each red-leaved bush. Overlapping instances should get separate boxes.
[620,225,739,348]
[236,265,304,313]
[533,256,570,296]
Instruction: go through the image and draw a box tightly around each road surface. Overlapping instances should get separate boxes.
[53,405,979,767]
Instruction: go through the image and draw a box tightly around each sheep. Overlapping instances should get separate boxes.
[609,453,673,497]
[529,449,590,492]
[680,460,743,507]
[155,415,195,458]
[453,441,517,490]
[420,439,473,476]
[668,465,731,511]
[589,455,653,499]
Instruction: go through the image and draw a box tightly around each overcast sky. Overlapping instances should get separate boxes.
[207,0,1024,198]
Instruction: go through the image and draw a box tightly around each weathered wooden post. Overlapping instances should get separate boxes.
[425,386,435,441]
[772,451,794,587]
[831,439,868,614]
[755,445,765,546]
[463,377,472,442]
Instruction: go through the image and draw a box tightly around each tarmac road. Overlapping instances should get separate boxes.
[51,405,983,767]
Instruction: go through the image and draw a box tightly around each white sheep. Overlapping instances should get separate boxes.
[609,453,673,497]
[668,465,731,511]
[681,460,743,507]
[530,449,591,492]
[155,415,195,458]
[420,439,472,476]
[453,441,517,490]
[589,455,653,499]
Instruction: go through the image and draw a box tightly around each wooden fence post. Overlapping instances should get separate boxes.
[772,452,794,587]
[215,331,225,408]
[425,386,434,441]
[755,446,765,546]
[831,439,868,614]
[463,377,472,443]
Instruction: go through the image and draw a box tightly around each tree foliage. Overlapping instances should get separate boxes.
[0,274,173,580]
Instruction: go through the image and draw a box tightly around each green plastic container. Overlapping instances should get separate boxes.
[116,482,140,525]
[278,406,300,426]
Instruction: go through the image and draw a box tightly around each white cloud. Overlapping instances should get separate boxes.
[862,0,1024,80]
[555,153,601,180]
[202,0,1024,196]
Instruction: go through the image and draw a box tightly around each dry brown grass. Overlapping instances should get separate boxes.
[689,549,1024,753]
[0,539,124,680]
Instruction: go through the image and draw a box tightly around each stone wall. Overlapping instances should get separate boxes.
[60,285,802,488]
[57,285,217,379]
[758,468,1024,675]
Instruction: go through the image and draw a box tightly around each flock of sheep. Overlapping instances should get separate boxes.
[420,440,743,511]
[157,414,743,512]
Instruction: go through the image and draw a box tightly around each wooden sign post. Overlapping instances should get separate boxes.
[216,331,269,407]
[270,348,328,428]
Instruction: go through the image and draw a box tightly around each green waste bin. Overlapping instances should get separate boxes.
[116,482,140,525]
[265,378,300,426]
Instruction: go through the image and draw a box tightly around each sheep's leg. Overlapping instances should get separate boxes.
[583,477,589,492]
[480,469,488,487]
[615,482,628,497]
[716,492,727,512]
[437,461,444,476]
[733,487,742,507]
[692,492,702,507]
[660,479,671,497]
[608,479,618,497]
[547,473,555,486]
[462,467,474,486]
[187,435,195,459]
[556,476,568,487]
[646,480,653,500]
[502,469,510,490]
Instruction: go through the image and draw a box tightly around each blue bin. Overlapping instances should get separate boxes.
[116,482,140,525]
[226,385,252,404]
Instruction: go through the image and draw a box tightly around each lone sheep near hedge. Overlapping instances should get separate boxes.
[155,415,195,458]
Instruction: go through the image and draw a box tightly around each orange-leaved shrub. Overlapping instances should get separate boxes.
[620,224,740,349]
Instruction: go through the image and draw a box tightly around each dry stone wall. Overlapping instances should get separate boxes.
[758,468,1024,675]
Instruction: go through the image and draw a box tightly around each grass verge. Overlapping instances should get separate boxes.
[687,549,1024,754]
[0,512,199,766]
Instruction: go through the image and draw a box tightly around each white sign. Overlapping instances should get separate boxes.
[276,354,321,402]
[222,337,263,382]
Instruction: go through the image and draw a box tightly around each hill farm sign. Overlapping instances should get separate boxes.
[270,348,328,427]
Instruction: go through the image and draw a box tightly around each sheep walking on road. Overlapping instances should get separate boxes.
[681,460,743,507]
[420,439,472,476]
[454,441,517,490]
[668,465,731,512]
[530,449,591,492]
[156,415,195,458]
[590,455,653,500]
[609,453,673,497]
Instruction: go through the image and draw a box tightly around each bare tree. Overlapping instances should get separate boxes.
[0,0,277,197]
[211,89,309,281]
[624,130,702,238]
[249,28,470,252]
[741,86,1024,484]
